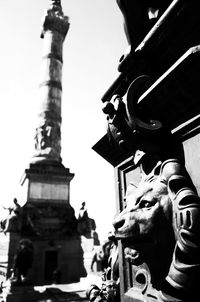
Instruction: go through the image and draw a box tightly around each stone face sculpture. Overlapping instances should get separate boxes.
[113,153,200,300]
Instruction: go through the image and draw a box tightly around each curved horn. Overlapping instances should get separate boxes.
[126,75,162,134]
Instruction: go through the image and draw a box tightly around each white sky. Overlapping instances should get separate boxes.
[0,0,128,242]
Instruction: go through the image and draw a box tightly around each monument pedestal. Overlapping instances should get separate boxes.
[18,161,86,285]
[28,236,86,285]
[2,281,40,302]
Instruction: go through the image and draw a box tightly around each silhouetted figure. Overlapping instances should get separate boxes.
[77,202,96,237]
[91,247,104,272]
[11,239,34,285]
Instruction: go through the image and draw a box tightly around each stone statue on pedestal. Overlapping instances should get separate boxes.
[0,198,22,233]
[77,202,96,238]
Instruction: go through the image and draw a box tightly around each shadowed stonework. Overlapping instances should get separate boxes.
[91,1,200,302]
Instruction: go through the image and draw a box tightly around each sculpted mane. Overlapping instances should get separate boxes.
[87,1,200,301]
[113,157,200,300]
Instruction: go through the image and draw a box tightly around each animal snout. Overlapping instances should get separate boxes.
[113,210,140,240]
[113,216,126,231]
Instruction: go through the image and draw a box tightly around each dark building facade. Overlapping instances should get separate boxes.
[93,1,200,302]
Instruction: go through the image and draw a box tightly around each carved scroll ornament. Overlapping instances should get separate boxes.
[102,74,200,301]
[102,75,164,158]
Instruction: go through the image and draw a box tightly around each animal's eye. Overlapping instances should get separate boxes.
[139,200,152,208]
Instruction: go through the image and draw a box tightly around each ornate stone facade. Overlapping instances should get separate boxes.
[91,1,200,302]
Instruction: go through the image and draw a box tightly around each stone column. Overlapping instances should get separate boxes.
[32,0,69,164]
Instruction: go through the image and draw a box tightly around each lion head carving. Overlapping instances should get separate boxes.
[113,158,200,300]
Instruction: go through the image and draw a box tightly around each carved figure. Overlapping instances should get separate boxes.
[34,126,46,149]
[113,152,200,301]
[21,203,78,237]
[78,202,88,220]
[51,0,61,6]
[0,198,22,233]
[34,121,61,155]
[77,202,96,237]
[10,239,34,285]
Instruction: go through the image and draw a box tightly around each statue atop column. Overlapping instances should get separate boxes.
[51,0,61,7]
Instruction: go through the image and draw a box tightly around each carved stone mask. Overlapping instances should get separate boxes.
[113,161,172,242]
[113,158,200,295]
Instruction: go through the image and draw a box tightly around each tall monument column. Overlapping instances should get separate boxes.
[33,0,69,163]
[17,0,86,285]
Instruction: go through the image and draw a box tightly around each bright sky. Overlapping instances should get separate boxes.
[0,0,128,242]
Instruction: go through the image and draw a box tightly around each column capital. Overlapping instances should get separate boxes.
[41,2,70,39]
